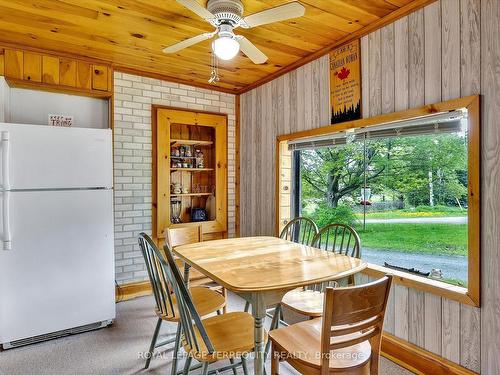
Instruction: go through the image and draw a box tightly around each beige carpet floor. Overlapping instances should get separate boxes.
[0,293,415,375]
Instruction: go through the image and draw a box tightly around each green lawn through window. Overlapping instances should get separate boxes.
[354,223,467,256]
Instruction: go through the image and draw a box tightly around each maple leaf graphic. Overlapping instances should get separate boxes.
[337,67,350,80]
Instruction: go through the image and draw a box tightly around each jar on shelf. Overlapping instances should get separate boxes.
[195,148,204,168]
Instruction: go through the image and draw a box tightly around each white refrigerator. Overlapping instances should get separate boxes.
[0,123,115,349]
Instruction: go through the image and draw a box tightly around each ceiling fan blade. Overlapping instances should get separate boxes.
[240,1,305,28]
[176,0,215,22]
[237,36,268,64]
[163,32,215,53]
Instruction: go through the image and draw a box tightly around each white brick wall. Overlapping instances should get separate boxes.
[113,72,236,284]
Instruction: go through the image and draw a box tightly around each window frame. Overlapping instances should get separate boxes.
[275,95,480,307]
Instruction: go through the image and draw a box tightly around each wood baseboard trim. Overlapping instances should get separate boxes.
[381,333,477,375]
[115,278,220,302]
[115,281,151,302]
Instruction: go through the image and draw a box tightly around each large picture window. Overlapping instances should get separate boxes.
[277,96,480,306]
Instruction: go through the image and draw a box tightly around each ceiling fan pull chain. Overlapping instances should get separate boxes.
[209,50,220,84]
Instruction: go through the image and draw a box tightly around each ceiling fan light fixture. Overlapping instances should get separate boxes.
[169,0,306,67]
[212,34,240,60]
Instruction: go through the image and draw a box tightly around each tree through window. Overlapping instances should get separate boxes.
[294,114,469,286]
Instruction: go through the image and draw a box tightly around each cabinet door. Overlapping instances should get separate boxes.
[76,61,92,89]
[42,55,60,84]
[92,64,108,91]
[0,48,5,76]
[59,58,76,87]
[0,49,4,76]
[4,50,23,79]
[23,52,42,82]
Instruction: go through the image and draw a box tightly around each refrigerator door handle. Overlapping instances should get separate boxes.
[1,131,10,190]
[1,131,11,250]
[3,190,11,250]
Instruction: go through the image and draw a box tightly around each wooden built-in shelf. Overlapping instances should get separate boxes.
[170,139,213,147]
[154,107,227,241]
[170,168,214,172]
[170,193,212,197]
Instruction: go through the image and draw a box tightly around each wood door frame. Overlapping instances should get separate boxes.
[276,95,481,307]
[152,105,228,240]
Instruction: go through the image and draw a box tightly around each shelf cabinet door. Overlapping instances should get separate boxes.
[59,58,77,87]
[42,55,60,85]
[23,52,42,82]
[0,49,4,76]
[76,61,92,90]
[92,65,108,91]
[4,50,23,79]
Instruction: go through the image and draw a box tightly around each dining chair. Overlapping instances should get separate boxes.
[163,242,263,375]
[279,217,319,246]
[313,223,361,258]
[166,224,228,313]
[279,223,362,319]
[244,217,319,314]
[270,275,393,375]
[138,233,226,373]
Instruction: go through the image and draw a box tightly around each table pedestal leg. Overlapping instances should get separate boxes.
[183,263,191,288]
[251,293,266,375]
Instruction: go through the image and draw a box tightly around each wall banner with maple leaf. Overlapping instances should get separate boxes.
[330,39,361,124]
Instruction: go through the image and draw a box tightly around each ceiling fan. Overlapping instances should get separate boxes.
[164,0,306,64]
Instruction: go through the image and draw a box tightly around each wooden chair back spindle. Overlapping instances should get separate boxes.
[312,223,361,258]
[138,233,176,318]
[306,224,361,291]
[280,217,319,246]
[162,243,215,356]
[320,275,393,375]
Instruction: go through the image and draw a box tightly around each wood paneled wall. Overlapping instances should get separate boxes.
[360,1,480,372]
[240,56,330,237]
[238,0,500,372]
[479,1,500,373]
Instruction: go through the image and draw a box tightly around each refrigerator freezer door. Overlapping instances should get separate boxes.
[0,123,112,190]
[0,189,115,344]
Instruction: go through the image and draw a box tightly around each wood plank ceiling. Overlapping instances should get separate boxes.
[0,0,426,93]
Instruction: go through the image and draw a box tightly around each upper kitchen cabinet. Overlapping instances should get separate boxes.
[4,50,23,80]
[91,65,109,91]
[0,48,112,98]
[23,53,42,82]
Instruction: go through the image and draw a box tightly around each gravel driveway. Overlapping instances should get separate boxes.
[362,247,467,282]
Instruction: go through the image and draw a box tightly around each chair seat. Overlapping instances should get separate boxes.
[157,286,226,321]
[281,289,325,317]
[184,312,267,362]
[269,318,371,372]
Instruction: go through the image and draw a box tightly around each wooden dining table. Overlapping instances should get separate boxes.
[174,236,367,375]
